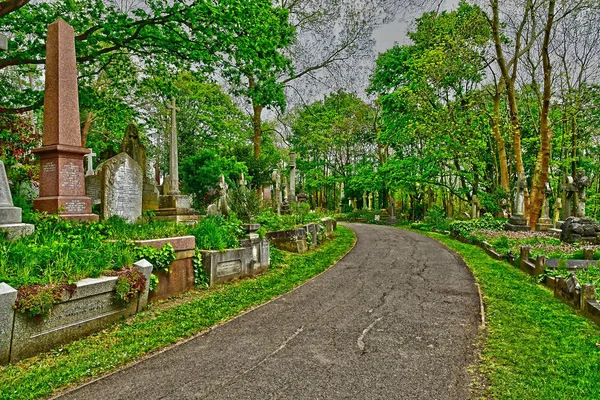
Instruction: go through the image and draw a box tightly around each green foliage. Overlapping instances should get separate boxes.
[424,205,450,231]
[427,232,600,399]
[14,283,73,318]
[229,185,262,223]
[180,149,248,210]
[449,214,505,237]
[192,216,243,250]
[192,251,209,288]
[149,274,159,293]
[112,267,146,303]
[131,244,175,273]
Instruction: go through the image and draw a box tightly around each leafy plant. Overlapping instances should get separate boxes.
[131,243,176,273]
[14,283,76,318]
[112,267,146,303]
[193,250,209,288]
[149,274,159,292]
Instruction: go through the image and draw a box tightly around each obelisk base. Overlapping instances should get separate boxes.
[33,145,98,222]
[536,217,553,232]
[153,194,199,224]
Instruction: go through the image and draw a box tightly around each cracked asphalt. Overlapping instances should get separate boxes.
[55,223,480,400]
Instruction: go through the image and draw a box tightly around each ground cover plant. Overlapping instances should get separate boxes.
[421,230,600,399]
[0,226,356,400]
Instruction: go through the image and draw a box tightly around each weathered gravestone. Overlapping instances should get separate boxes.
[505,172,531,231]
[0,161,34,240]
[32,19,97,221]
[120,124,159,211]
[97,153,143,222]
[536,182,554,232]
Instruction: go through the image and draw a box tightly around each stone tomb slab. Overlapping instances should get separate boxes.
[98,152,143,222]
[201,248,248,286]
[10,276,137,362]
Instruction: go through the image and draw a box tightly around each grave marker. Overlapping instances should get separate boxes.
[98,153,143,222]
[32,19,97,221]
[0,161,34,240]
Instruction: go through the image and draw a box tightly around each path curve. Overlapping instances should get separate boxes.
[56,224,480,400]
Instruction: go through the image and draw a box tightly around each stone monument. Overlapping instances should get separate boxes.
[0,161,34,240]
[33,19,98,221]
[505,172,530,231]
[84,150,96,177]
[96,152,143,223]
[536,182,553,232]
[352,197,357,211]
[471,194,480,219]
[362,192,367,210]
[574,170,590,217]
[368,192,373,210]
[272,169,281,215]
[154,98,198,223]
[289,152,296,203]
[562,174,575,220]
[217,174,230,217]
[553,197,562,224]
[120,123,159,212]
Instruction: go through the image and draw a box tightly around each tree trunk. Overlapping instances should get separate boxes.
[528,0,555,229]
[491,84,510,191]
[81,111,94,148]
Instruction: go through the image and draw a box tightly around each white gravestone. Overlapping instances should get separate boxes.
[98,153,143,222]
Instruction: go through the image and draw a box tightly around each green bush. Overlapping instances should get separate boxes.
[449,213,505,237]
[229,185,261,223]
[192,215,243,250]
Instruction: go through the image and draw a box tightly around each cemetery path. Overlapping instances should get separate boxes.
[55,224,480,400]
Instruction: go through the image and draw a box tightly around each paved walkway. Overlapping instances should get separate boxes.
[57,224,480,400]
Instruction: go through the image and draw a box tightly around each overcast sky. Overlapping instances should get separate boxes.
[373,0,461,53]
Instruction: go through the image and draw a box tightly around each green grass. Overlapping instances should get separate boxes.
[422,231,600,400]
[0,226,356,400]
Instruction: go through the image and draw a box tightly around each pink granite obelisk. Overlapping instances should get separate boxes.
[33,19,98,221]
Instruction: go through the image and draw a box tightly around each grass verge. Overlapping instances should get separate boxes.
[422,231,600,400]
[0,226,356,400]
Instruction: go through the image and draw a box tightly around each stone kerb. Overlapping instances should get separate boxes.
[133,236,195,302]
[4,259,152,364]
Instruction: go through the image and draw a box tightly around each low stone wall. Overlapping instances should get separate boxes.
[201,238,270,286]
[0,259,152,365]
[266,219,337,254]
[134,236,196,302]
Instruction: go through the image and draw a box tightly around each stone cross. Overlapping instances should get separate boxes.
[84,150,96,176]
[0,34,7,51]
[562,174,575,220]
[574,169,590,217]
[272,169,281,215]
[289,152,296,202]
[166,97,180,195]
[362,192,367,210]
[32,19,97,221]
[217,174,230,216]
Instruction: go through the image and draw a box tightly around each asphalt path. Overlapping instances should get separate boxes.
[56,223,480,400]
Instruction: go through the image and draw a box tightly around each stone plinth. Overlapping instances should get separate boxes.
[153,194,199,224]
[505,215,531,232]
[560,217,600,244]
[0,161,34,240]
[33,20,97,222]
[536,217,553,232]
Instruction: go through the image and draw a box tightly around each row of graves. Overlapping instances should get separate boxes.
[504,171,599,244]
[0,20,337,364]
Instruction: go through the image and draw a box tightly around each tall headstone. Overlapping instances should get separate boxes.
[33,20,98,221]
[362,192,367,210]
[217,174,230,216]
[368,193,373,210]
[167,97,180,195]
[97,153,143,222]
[0,161,34,240]
[120,124,159,211]
[272,169,281,215]
[553,197,562,224]
[289,152,296,202]
[536,182,553,232]
[0,33,7,51]
[505,172,530,231]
